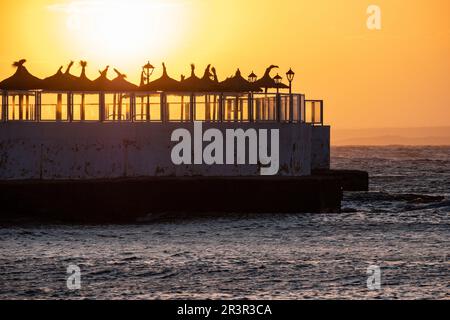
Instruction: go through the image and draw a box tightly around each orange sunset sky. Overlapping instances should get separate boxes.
[0,0,449,130]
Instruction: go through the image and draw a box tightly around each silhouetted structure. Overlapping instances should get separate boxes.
[255,65,289,93]
[179,64,205,92]
[0,60,42,90]
[143,63,180,92]
[221,69,261,92]
[0,59,320,124]
[92,66,112,91]
[111,69,139,91]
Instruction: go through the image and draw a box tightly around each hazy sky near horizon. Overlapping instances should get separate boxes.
[0,0,448,129]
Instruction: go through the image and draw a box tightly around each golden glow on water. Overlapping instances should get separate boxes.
[0,0,449,131]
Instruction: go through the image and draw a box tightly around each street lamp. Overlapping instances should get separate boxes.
[274,74,282,94]
[286,68,295,95]
[248,71,257,83]
[273,74,283,121]
[142,61,155,85]
[286,68,295,122]
[142,62,155,121]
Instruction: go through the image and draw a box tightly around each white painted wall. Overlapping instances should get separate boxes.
[0,122,316,180]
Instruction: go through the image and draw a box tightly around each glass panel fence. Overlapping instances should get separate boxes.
[41,93,69,121]
[7,93,36,121]
[104,93,132,121]
[72,94,100,121]
[135,94,161,121]
[195,94,221,122]
[166,94,191,122]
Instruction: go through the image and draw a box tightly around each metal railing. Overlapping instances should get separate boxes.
[0,91,324,125]
[305,100,324,126]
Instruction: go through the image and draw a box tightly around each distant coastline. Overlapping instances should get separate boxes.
[332,126,450,146]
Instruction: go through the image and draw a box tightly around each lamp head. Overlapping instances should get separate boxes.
[286,68,295,82]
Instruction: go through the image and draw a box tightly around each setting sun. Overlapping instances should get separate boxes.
[0,0,448,131]
[48,0,188,62]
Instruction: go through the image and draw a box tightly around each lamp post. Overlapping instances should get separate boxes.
[286,68,295,122]
[274,74,283,122]
[274,74,282,94]
[142,61,155,121]
[286,68,295,95]
[248,71,257,84]
[248,72,258,122]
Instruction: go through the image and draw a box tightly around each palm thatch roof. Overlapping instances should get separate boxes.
[179,64,204,92]
[92,66,113,91]
[0,60,291,93]
[109,69,139,91]
[220,69,262,92]
[0,59,42,90]
[42,66,68,91]
[179,64,222,92]
[142,63,180,92]
[255,65,289,90]
[71,60,95,91]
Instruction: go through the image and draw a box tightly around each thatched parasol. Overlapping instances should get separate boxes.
[179,64,221,92]
[255,65,289,92]
[109,69,139,91]
[0,59,43,90]
[178,64,204,92]
[220,69,262,92]
[42,66,70,91]
[92,66,113,91]
[41,61,81,91]
[142,63,180,92]
[72,60,95,91]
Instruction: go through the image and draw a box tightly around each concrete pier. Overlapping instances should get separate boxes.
[0,176,343,223]
[313,169,369,191]
[0,92,371,223]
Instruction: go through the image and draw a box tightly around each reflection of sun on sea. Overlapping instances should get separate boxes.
[49,0,188,62]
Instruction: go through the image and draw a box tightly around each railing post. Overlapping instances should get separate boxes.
[160,92,166,123]
[1,91,7,122]
[248,93,253,122]
[190,94,195,122]
[276,93,281,123]
[289,94,294,123]
[320,100,324,126]
[67,93,73,122]
[302,95,305,123]
[99,93,105,122]
[35,91,41,122]
[255,95,260,122]
[304,99,307,124]
[130,93,136,122]
[218,94,223,123]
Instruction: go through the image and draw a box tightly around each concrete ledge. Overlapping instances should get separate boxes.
[312,169,369,191]
[0,176,343,223]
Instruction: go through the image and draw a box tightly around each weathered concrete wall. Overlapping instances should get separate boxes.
[0,122,312,180]
[311,126,331,170]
